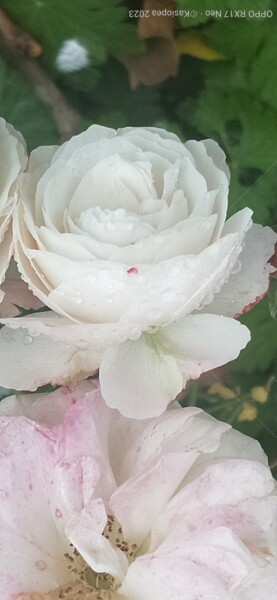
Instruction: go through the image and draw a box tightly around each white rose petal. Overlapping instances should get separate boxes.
[0,118,27,301]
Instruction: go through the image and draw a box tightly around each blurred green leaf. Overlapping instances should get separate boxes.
[204,19,277,110]
[182,375,277,468]
[231,297,277,373]
[268,278,277,320]
[0,59,57,149]
[179,89,277,223]
[204,19,272,66]
[81,59,164,127]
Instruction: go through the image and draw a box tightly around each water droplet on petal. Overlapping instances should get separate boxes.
[231,259,242,275]
[23,335,33,345]
[35,560,47,571]
[127,327,141,341]
[72,290,83,304]
[55,508,63,518]
[28,328,40,338]
[148,325,159,334]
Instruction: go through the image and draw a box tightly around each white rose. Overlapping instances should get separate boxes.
[0,118,27,302]
[0,126,275,417]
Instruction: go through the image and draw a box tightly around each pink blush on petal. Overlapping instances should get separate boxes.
[234,291,267,318]
[0,281,44,317]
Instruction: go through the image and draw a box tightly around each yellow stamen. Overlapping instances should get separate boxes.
[208,382,236,399]
[250,386,268,404]
[238,403,258,422]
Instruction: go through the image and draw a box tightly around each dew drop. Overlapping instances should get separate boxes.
[35,560,47,571]
[55,508,63,518]
[28,328,40,338]
[148,325,159,334]
[72,290,83,304]
[127,327,141,341]
[231,259,242,275]
[23,335,33,345]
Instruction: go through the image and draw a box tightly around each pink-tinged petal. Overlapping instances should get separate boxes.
[148,459,275,552]
[0,279,44,317]
[181,495,277,558]
[110,453,202,546]
[160,313,250,383]
[213,426,269,464]
[0,380,94,425]
[56,395,117,501]
[0,324,100,390]
[111,408,229,484]
[204,224,277,317]
[99,334,183,419]
[0,382,276,598]
[0,419,69,598]
[120,549,231,600]
[241,564,277,600]
[65,499,128,581]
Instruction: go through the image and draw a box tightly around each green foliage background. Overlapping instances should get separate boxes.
[0,0,276,473]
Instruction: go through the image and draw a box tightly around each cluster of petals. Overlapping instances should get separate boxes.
[0,118,27,303]
[0,123,276,418]
[0,381,276,600]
